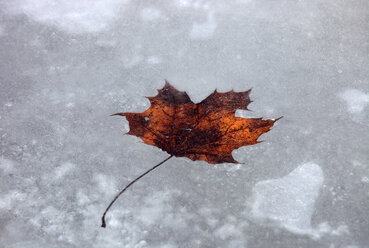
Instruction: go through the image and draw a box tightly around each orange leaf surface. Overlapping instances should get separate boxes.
[113,81,281,164]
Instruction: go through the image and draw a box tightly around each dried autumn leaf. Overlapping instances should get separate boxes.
[113,81,281,164]
[101,81,282,228]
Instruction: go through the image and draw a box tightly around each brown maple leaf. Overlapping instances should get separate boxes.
[101,80,282,228]
[114,81,280,164]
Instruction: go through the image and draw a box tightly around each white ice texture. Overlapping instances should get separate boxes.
[251,163,324,234]
[0,0,368,247]
[4,0,129,34]
[249,163,349,239]
[339,89,369,114]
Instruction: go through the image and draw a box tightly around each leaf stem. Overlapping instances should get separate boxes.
[101,155,174,228]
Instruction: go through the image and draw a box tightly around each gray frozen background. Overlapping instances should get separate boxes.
[0,0,368,247]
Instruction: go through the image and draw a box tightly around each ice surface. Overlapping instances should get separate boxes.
[250,163,324,234]
[249,163,349,239]
[52,162,75,180]
[189,13,217,40]
[0,0,368,247]
[0,157,15,173]
[140,8,162,22]
[4,0,128,34]
[339,89,369,114]
[0,25,5,37]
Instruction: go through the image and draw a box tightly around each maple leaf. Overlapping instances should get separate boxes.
[113,81,281,164]
[101,80,282,228]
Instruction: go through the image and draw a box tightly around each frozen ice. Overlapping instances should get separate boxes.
[140,8,162,22]
[146,56,162,65]
[250,163,323,236]
[339,89,369,114]
[0,190,26,210]
[0,25,5,37]
[53,162,75,180]
[214,222,242,240]
[189,13,217,40]
[361,177,369,183]
[3,0,128,34]
[0,0,368,247]
[249,163,351,239]
[0,157,15,173]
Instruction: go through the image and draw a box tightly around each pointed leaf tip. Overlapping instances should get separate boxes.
[111,113,125,116]
[164,79,173,88]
